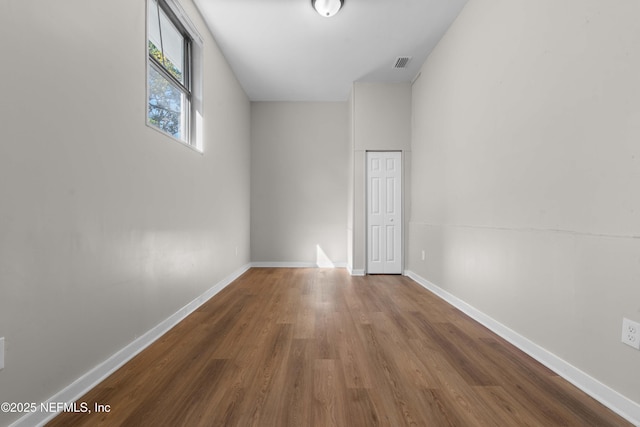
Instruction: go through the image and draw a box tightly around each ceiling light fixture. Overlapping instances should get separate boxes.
[312,0,343,17]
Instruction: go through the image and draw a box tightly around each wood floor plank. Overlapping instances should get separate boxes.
[343,388,383,426]
[272,338,313,427]
[476,336,598,426]
[474,386,553,427]
[333,310,375,389]
[236,323,293,427]
[547,375,632,427]
[46,268,633,427]
[312,359,347,427]
[408,312,498,387]
[370,311,437,389]
[356,322,430,426]
[406,338,508,427]
[341,275,373,325]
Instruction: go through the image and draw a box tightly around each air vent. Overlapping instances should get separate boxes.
[394,56,412,69]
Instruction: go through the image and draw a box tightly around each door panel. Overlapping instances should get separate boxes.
[371,178,380,214]
[371,225,381,262]
[367,151,402,274]
[386,177,396,214]
[386,226,395,262]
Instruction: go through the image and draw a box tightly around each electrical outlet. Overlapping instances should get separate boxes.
[622,318,640,350]
[0,337,4,370]
[421,250,425,261]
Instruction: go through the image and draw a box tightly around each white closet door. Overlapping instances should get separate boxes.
[367,151,402,274]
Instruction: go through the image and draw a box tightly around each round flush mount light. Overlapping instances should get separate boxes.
[312,0,343,17]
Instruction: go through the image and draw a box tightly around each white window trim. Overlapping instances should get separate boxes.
[146,0,204,152]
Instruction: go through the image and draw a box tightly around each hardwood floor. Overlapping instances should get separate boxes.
[47,268,632,426]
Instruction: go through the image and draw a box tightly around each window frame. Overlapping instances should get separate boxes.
[146,0,203,152]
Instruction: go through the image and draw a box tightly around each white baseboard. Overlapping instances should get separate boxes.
[405,270,640,426]
[10,264,252,427]
[346,265,365,276]
[250,261,347,268]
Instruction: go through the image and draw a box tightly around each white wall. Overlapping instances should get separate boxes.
[347,92,355,271]
[250,102,348,266]
[350,83,412,273]
[410,0,640,409]
[0,0,251,425]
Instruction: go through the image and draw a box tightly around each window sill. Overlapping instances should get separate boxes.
[146,122,203,154]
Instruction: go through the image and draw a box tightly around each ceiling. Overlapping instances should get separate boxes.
[194,0,468,101]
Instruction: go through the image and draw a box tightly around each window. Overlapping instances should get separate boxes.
[147,0,202,150]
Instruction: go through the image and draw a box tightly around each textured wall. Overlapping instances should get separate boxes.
[251,102,348,266]
[351,83,412,273]
[410,0,640,406]
[0,0,251,424]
